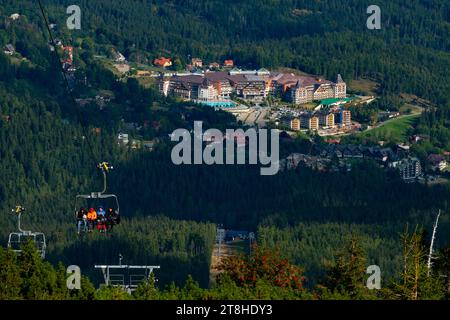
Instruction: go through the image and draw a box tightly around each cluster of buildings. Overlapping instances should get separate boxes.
[61,46,76,72]
[281,144,427,181]
[158,69,347,105]
[281,153,334,172]
[283,106,352,131]
[189,58,235,69]
[75,94,112,109]
[3,13,22,55]
[153,57,235,70]
[282,145,395,172]
[117,133,156,152]
[47,37,77,75]
[273,130,449,181]
[312,144,400,163]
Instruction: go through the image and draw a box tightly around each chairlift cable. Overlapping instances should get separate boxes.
[37,1,120,234]
[37,0,100,167]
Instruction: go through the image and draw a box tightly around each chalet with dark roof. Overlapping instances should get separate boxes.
[3,44,15,55]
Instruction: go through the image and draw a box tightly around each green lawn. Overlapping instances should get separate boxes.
[359,114,421,143]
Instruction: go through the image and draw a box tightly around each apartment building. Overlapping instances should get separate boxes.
[285,74,347,104]
[340,109,352,127]
[300,114,319,131]
[234,75,267,100]
[397,157,422,181]
[318,112,335,128]
[290,118,301,131]
[198,79,219,102]
[331,108,352,127]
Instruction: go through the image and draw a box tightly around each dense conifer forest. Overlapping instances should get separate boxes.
[0,0,448,299]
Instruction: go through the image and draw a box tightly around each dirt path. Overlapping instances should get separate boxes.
[209,240,249,287]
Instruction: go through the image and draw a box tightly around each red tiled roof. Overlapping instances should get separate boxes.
[154,57,172,66]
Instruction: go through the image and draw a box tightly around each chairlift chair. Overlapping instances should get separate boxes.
[74,162,120,232]
[7,206,47,258]
[95,255,160,293]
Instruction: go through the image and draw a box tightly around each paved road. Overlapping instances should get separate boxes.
[237,107,269,127]
[255,109,268,128]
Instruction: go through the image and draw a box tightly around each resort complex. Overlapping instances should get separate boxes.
[158,68,347,106]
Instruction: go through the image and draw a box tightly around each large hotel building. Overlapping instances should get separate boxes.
[158,69,346,105]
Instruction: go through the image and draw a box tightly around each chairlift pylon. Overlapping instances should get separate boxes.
[7,206,47,258]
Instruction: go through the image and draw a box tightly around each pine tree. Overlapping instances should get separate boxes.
[434,245,450,298]
[133,273,160,300]
[0,247,22,300]
[318,235,377,299]
[94,286,131,300]
[384,226,445,300]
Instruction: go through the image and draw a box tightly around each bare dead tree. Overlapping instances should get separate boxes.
[427,210,441,276]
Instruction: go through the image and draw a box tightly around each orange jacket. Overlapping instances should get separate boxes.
[87,210,97,221]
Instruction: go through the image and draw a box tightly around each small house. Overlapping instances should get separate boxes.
[143,140,156,152]
[153,57,172,68]
[9,13,20,20]
[208,62,220,70]
[428,154,447,172]
[224,60,234,68]
[191,58,203,68]
[118,133,129,146]
[4,44,15,56]
[115,51,126,63]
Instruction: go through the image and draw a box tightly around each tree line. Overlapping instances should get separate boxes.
[1,228,448,300]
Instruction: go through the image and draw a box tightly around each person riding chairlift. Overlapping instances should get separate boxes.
[105,208,113,231]
[76,208,88,234]
[98,206,106,218]
[87,207,97,232]
[97,206,107,233]
[106,207,120,231]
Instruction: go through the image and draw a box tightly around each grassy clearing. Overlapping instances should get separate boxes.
[348,78,379,96]
[360,114,421,142]
[95,56,123,77]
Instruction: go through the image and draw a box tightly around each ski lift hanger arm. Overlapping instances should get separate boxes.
[76,194,119,199]
[11,206,30,233]
[94,265,161,270]
[97,162,113,195]
[75,193,120,213]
